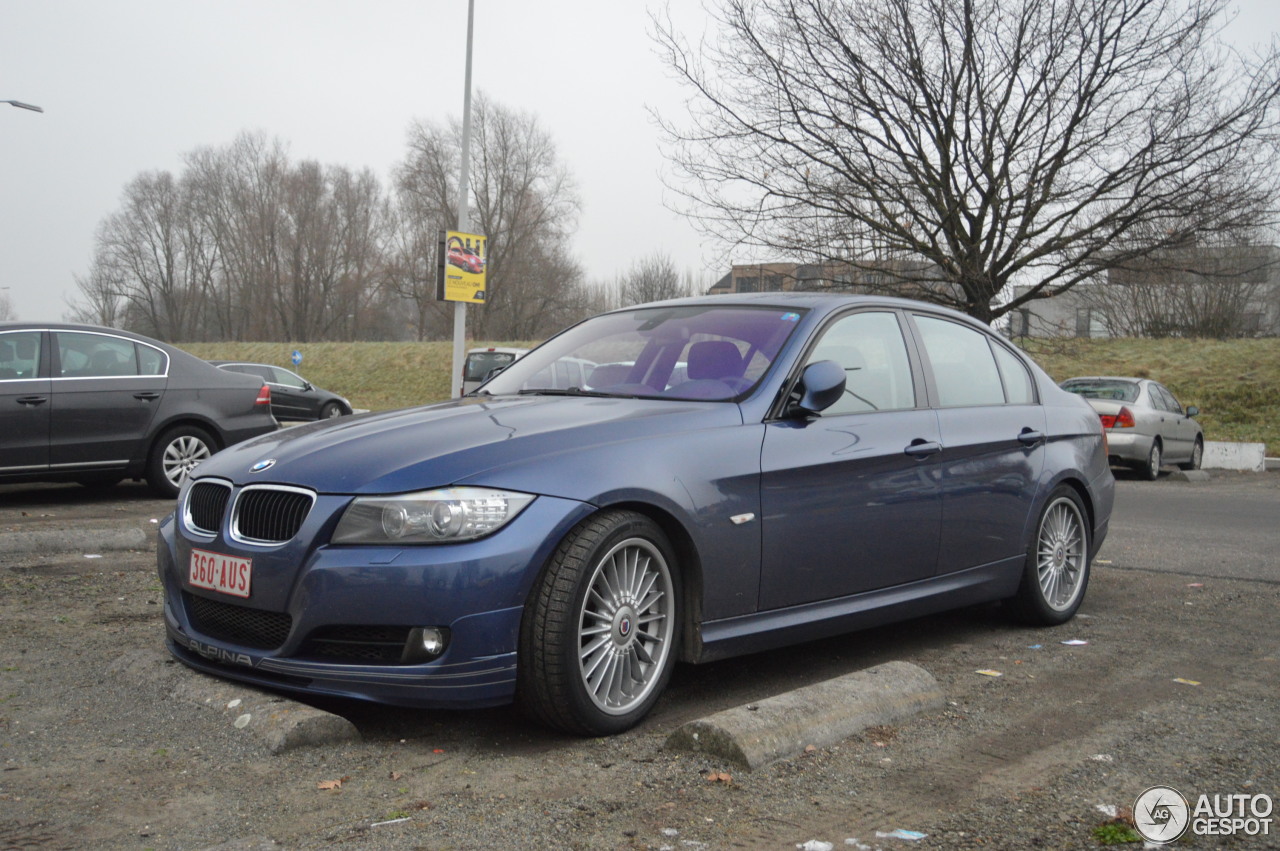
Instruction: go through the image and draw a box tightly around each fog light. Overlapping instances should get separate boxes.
[402,627,450,663]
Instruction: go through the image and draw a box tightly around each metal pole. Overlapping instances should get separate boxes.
[450,0,476,398]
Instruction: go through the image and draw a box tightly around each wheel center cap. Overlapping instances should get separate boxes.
[613,605,637,645]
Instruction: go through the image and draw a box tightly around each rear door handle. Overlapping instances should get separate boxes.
[16,395,48,406]
[1017,429,1045,446]
[133,391,161,401]
[904,439,942,458]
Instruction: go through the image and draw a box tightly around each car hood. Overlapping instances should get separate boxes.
[194,394,744,495]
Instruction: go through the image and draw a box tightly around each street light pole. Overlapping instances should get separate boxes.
[449,0,477,399]
[2,100,44,113]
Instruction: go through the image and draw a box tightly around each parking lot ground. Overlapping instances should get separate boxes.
[0,476,1277,850]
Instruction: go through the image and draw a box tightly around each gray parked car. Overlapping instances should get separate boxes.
[209,362,351,421]
[1060,376,1203,479]
[0,323,278,497]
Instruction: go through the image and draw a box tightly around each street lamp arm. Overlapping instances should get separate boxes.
[2,100,44,113]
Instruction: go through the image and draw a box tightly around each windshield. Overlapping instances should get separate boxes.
[477,305,808,401]
[1061,379,1140,402]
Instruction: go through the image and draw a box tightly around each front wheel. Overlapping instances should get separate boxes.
[1179,437,1204,471]
[319,402,344,419]
[146,425,216,499]
[1006,486,1091,625]
[518,510,680,736]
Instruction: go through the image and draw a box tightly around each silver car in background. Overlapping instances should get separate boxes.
[1060,377,1203,479]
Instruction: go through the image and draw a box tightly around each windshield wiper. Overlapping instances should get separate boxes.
[516,387,621,398]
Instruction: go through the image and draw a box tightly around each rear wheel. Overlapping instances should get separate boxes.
[1006,486,1090,625]
[1140,441,1162,480]
[518,510,679,736]
[146,425,216,498]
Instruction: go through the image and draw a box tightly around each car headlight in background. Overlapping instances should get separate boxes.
[332,487,535,545]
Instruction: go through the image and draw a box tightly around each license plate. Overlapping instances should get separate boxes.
[189,548,252,598]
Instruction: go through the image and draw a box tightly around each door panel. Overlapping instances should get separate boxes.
[760,410,944,607]
[0,331,51,473]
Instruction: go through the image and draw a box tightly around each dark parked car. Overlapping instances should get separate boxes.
[158,294,1113,735]
[1061,376,1203,479]
[210,362,351,421]
[1,322,278,498]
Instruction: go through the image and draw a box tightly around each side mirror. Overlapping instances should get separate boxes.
[303,381,314,391]
[1186,405,1199,417]
[789,360,846,416]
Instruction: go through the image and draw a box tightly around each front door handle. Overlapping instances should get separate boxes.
[904,439,943,458]
[16,395,49,406]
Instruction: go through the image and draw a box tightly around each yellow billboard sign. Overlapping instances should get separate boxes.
[436,230,487,304]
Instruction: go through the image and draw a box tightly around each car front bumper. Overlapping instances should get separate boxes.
[156,493,595,709]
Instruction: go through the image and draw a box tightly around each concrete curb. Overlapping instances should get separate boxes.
[666,660,942,771]
[110,648,360,754]
[0,524,148,554]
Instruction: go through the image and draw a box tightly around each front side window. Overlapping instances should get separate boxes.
[480,305,807,402]
[0,331,42,380]
[914,315,1005,408]
[804,311,915,415]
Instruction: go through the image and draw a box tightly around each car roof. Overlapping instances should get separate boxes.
[618,292,991,327]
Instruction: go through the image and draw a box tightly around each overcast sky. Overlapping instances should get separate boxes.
[2,0,1276,324]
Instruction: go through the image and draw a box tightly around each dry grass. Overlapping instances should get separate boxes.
[1022,337,1279,452]
[180,337,1279,453]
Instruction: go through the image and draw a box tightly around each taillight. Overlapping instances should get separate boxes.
[255,384,272,406]
[1099,406,1135,429]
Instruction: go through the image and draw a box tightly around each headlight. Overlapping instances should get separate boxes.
[331,487,535,545]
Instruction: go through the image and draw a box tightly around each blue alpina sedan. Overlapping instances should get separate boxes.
[158,294,1113,735]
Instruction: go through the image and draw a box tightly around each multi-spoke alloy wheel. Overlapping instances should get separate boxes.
[519,510,680,736]
[577,537,675,715]
[147,425,215,499]
[1007,486,1091,625]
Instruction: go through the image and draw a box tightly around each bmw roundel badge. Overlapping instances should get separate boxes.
[249,459,276,473]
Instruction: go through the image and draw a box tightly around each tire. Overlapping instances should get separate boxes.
[518,510,680,736]
[1140,440,1162,481]
[319,402,344,419]
[1006,486,1090,625]
[1179,437,1204,471]
[146,425,216,499]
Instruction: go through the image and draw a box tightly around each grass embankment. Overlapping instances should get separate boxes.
[182,337,1279,453]
[1023,337,1279,453]
[180,341,535,413]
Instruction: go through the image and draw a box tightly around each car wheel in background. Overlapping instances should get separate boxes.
[518,510,680,736]
[1179,437,1204,471]
[320,402,344,419]
[1141,441,1162,480]
[1006,486,1090,625]
[147,425,216,499]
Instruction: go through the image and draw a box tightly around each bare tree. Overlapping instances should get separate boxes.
[621,252,688,305]
[395,93,585,340]
[0,289,16,321]
[1077,234,1278,337]
[654,0,1280,323]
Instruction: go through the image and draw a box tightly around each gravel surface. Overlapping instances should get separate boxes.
[1,478,1276,850]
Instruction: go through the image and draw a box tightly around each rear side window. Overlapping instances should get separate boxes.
[0,331,42,379]
[56,332,137,378]
[913,316,1005,407]
[137,344,167,375]
[992,344,1035,404]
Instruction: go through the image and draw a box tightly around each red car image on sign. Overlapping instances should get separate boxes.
[189,549,252,598]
